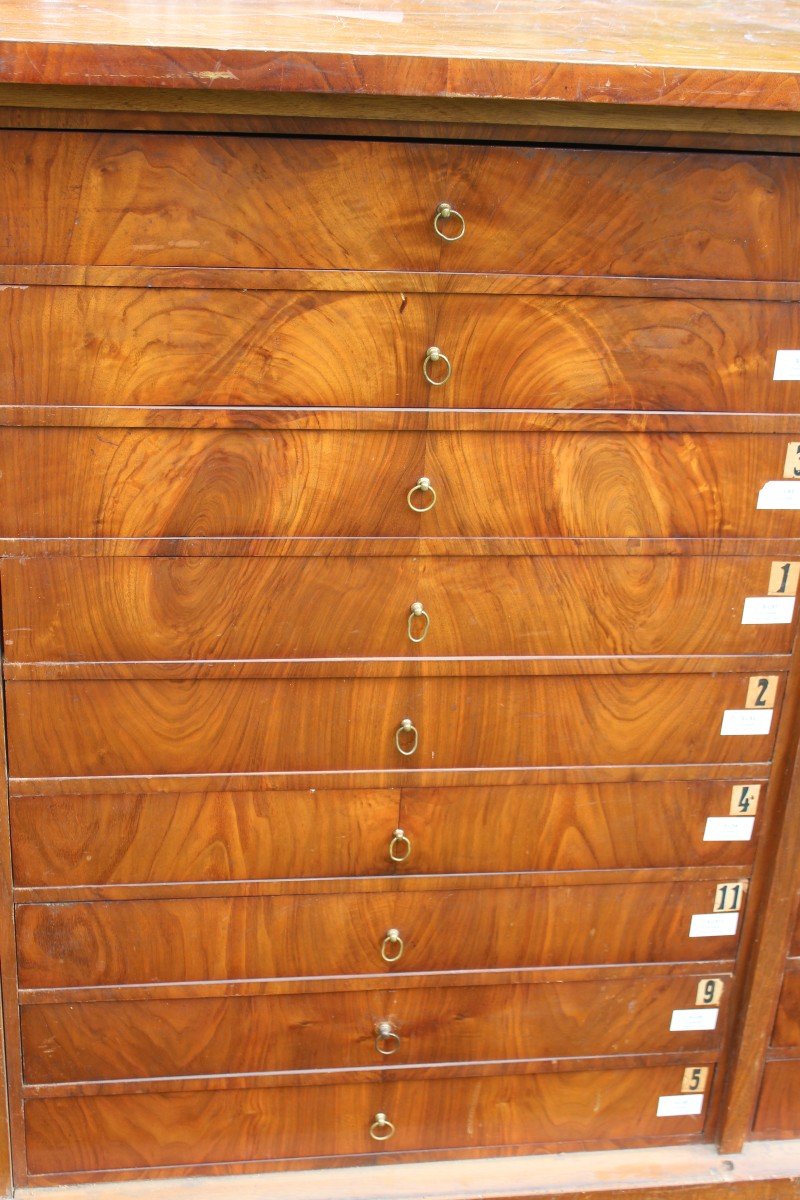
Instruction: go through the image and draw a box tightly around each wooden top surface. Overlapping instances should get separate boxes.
[0,0,798,112]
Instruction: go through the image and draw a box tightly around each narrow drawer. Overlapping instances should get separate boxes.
[5,672,782,779]
[25,1064,712,1175]
[771,963,800,1048]
[2,131,796,280]
[3,429,799,540]
[10,780,763,887]
[4,555,797,665]
[754,1060,800,1137]
[16,878,745,988]
[21,971,731,1083]
[4,288,799,414]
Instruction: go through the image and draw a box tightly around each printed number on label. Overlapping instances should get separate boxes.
[769,562,800,597]
[696,978,724,1007]
[784,443,800,479]
[745,675,778,709]
[681,1066,709,1094]
[730,784,761,816]
[713,882,745,913]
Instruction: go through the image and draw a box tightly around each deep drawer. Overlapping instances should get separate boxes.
[21,970,730,1083]
[5,672,782,778]
[2,131,796,280]
[2,429,799,540]
[4,289,799,413]
[771,963,800,1048]
[753,1060,800,1138]
[24,1064,712,1176]
[10,780,764,887]
[16,878,745,988]
[4,554,797,664]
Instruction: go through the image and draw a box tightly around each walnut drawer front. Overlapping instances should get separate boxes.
[4,289,799,414]
[3,429,799,540]
[9,780,763,887]
[4,555,796,664]
[771,964,800,1049]
[16,879,744,988]
[5,672,781,779]
[753,1060,800,1138]
[24,1064,712,1176]
[21,970,731,1083]
[2,132,797,280]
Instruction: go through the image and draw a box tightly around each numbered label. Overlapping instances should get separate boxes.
[774,350,800,381]
[696,978,725,1007]
[730,784,761,815]
[745,675,778,710]
[722,679,777,736]
[681,1066,710,1094]
[769,562,800,597]
[713,881,746,913]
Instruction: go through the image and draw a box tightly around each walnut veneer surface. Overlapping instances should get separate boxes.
[0,4,799,1197]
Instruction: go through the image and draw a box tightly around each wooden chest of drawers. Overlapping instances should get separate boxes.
[1,5,800,1199]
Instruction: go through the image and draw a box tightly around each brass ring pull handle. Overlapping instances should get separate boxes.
[407,476,437,512]
[407,601,430,643]
[374,1021,402,1056]
[433,202,466,242]
[381,927,405,963]
[395,718,418,757]
[388,827,412,863]
[422,345,452,386]
[370,1112,396,1141]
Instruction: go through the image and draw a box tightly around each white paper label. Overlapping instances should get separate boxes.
[774,351,800,381]
[742,596,795,624]
[657,1094,705,1117]
[703,816,755,842]
[690,912,739,938]
[720,709,773,736]
[670,1008,719,1032]
[757,481,800,510]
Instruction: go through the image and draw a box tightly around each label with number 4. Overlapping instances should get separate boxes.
[730,784,761,816]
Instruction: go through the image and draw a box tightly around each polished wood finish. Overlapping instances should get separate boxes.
[771,964,800,1049]
[3,289,798,414]
[9,781,763,887]
[4,554,796,666]
[754,1061,800,1137]
[5,672,781,780]
[15,879,743,988]
[19,970,731,1084]
[1,1,799,112]
[24,1064,711,1176]
[2,429,799,541]
[1,133,798,281]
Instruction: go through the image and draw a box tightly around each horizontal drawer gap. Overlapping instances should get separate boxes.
[13,863,750,904]
[18,958,737,1006]
[20,1048,722,1099]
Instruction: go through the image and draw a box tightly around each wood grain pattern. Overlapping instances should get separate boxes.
[5,673,781,780]
[4,554,796,666]
[20,971,730,1083]
[3,429,799,541]
[3,288,799,414]
[0,132,798,280]
[14,879,743,988]
[1,1,800,113]
[753,1060,800,1137]
[771,965,800,1049]
[8,780,763,887]
[23,1064,710,1177]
